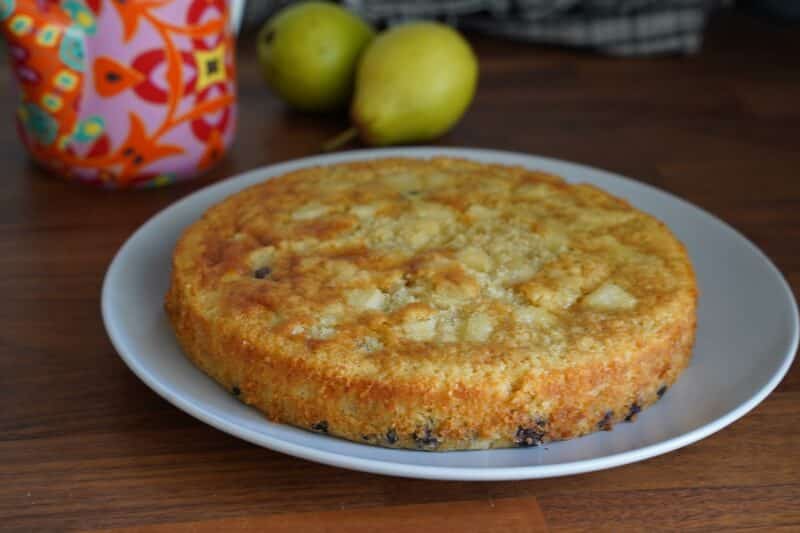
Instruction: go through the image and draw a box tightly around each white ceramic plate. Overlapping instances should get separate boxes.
[102,148,798,481]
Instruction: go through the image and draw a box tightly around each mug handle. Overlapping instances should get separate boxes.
[229,0,246,35]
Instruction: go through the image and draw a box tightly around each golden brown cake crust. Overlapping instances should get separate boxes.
[165,157,697,450]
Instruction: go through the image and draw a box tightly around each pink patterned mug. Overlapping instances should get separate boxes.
[1,0,244,188]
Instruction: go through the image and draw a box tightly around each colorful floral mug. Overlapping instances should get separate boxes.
[1,0,244,188]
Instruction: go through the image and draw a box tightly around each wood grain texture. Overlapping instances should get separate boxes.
[85,496,548,533]
[1,9,799,532]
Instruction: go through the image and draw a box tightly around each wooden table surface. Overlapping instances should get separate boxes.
[2,9,799,532]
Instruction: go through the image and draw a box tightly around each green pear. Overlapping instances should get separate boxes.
[351,22,478,145]
[257,2,374,112]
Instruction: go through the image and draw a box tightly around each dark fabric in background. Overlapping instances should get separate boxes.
[242,0,733,56]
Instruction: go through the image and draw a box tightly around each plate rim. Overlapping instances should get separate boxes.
[101,147,799,481]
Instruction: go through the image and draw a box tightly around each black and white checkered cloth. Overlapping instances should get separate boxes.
[243,0,727,56]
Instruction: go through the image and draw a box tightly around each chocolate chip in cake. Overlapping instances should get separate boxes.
[254,266,271,279]
[598,411,614,431]
[231,386,241,397]
[386,428,398,444]
[413,427,439,449]
[311,421,329,433]
[515,427,545,447]
[514,419,547,447]
[657,385,668,398]
[625,403,641,422]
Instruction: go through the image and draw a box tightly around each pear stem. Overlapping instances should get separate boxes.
[322,127,358,152]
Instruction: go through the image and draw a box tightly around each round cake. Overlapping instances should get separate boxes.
[166,157,697,451]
